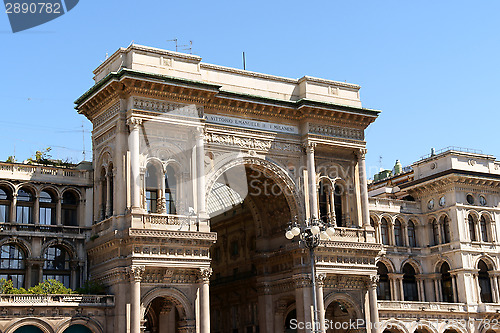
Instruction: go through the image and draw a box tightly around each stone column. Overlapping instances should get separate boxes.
[25,262,32,288]
[451,274,458,303]
[357,149,371,227]
[127,118,142,210]
[10,193,17,223]
[199,268,211,333]
[397,275,404,301]
[195,128,206,216]
[33,194,40,224]
[316,274,326,333]
[306,142,318,220]
[474,273,481,303]
[367,276,380,333]
[387,273,398,300]
[56,195,62,225]
[159,168,166,214]
[275,300,288,333]
[416,275,425,301]
[70,261,78,290]
[402,221,409,247]
[491,273,500,303]
[129,265,145,333]
[294,274,308,333]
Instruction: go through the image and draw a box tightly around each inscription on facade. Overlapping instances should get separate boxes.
[205,114,299,134]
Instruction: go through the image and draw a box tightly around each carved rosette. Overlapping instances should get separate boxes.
[128,265,145,283]
[199,267,212,283]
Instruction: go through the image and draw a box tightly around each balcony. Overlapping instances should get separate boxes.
[378,300,467,313]
[0,162,92,186]
[0,222,90,236]
[369,198,420,214]
[0,294,114,307]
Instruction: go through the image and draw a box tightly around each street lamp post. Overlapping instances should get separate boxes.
[285,217,335,333]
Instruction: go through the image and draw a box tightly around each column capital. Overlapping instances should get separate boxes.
[316,273,327,287]
[194,126,205,139]
[126,117,142,130]
[367,275,379,289]
[303,142,317,154]
[356,148,368,159]
[128,265,145,283]
[293,273,312,288]
[198,267,212,283]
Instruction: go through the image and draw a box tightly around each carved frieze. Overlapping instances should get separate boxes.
[309,124,364,141]
[94,102,120,128]
[133,97,203,118]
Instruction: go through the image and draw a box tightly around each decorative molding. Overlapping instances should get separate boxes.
[133,97,203,118]
[94,102,120,128]
[309,124,364,141]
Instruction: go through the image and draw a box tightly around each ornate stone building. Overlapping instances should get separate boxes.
[0,44,498,333]
[369,148,500,333]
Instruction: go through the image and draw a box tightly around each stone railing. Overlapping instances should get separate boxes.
[378,300,467,312]
[323,227,377,245]
[0,294,114,307]
[369,198,420,214]
[139,213,201,231]
[0,162,92,185]
[0,222,90,235]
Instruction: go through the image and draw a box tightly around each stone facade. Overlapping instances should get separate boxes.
[0,44,497,333]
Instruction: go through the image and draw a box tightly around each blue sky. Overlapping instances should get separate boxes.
[1,0,499,177]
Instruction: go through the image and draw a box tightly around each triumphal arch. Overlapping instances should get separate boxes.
[75,44,381,333]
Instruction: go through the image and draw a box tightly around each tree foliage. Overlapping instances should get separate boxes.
[0,279,75,295]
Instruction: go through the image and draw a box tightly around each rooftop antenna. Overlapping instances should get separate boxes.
[167,39,178,52]
[178,40,193,54]
[378,155,383,171]
[242,52,246,70]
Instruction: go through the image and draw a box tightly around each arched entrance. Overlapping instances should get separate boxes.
[62,325,92,333]
[325,299,358,333]
[13,327,44,333]
[207,162,297,333]
[144,296,188,333]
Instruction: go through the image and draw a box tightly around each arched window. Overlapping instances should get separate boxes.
[43,246,71,288]
[318,179,329,224]
[0,244,25,288]
[394,219,403,246]
[108,164,114,216]
[440,262,454,303]
[442,216,451,243]
[408,221,417,247]
[0,187,11,223]
[145,164,160,213]
[165,165,177,215]
[376,262,391,300]
[16,188,33,224]
[480,216,489,242]
[478,260,492,303]
[100,167,107,219]
[432,219,440,246]
[333,185,344,227]
[39,190,56,225]
[62,192,78,226]
[380,218,389,245]
[403,263,418,301]
[468,215,477,241]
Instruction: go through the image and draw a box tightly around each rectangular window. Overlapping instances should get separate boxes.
[62,208,77,226]
[16,206,32,224]
[43,274,70,288]
[39,207,53,225]
[165,191,176,214]
[0,205,8,222]
[146,190,157,213]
